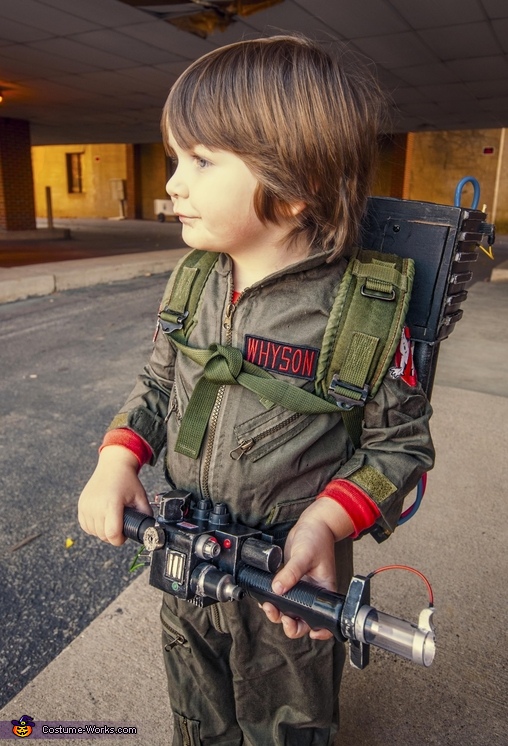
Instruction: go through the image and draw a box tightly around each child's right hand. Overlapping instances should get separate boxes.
[261,498,354,640]
[78,445,152,546]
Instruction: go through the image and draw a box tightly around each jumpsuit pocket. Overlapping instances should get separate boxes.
[231,407,314,462]
[161,596,190,652]
[173,712,201,746]
[264,494,316,527]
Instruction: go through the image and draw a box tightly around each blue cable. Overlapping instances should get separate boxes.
[398,477,425,525]
[454,176,480,209]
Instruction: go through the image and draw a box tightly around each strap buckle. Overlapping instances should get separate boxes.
[328,374,369,410]
[158,309,189,334]
[360,284,395,301]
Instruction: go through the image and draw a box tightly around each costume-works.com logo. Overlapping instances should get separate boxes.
[11,715,35,738]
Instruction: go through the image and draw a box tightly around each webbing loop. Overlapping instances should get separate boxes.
[171,341,339,459]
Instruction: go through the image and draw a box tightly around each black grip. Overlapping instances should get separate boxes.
[237,565,345,640]
[123,508,155,543]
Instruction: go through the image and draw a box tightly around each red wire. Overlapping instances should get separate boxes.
[367,564,434,605]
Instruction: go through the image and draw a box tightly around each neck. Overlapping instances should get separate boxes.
[231,237,310,292]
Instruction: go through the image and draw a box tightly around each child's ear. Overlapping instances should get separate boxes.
[288,200,307,217]
[273,198,307,221]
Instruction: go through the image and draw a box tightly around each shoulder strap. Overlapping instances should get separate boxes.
[158,250,219,343]
[315,248,414,447]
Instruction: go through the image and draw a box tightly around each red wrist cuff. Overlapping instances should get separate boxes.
[99,428,153,469]
[317,479,381,538]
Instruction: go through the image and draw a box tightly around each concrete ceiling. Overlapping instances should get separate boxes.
[1,0,508,145]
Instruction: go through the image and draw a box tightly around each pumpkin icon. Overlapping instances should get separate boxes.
[11,715,34,738]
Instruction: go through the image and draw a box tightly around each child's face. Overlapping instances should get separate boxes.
[165,130,289,260]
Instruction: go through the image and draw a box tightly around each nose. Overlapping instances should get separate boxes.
[166,165,188,199]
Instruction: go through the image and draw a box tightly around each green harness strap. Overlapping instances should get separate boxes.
[158,248,414,458]
[315,248,414,447]
[158,250,219,342]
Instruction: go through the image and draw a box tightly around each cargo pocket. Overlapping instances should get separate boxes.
[231,407,314,462]
[161,596,190,653]
[173,712,201,746]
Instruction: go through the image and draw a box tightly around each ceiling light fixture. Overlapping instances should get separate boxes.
[119,1,284,38]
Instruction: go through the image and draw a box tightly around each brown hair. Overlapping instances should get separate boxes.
[162,35,387,261]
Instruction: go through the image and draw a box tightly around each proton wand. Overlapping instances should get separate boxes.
[123,490,436,669]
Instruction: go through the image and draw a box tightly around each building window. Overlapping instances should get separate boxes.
[66,152,83,193]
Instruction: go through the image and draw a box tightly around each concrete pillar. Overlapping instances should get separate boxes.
[125,144,142,219]
[389,132,414,200]
[0,118,36,230]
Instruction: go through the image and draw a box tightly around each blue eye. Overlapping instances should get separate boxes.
[194,156,210,169]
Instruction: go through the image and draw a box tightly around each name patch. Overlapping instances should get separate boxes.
[244,335,319,380]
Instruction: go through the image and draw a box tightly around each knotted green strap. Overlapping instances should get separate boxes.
[172,341,338,459]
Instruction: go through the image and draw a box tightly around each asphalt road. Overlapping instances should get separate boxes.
[0,274,170,709]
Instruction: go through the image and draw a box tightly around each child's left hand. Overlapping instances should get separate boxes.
[261,498,354,640]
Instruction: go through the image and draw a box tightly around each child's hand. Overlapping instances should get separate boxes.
[78,445,151,546]
[261,499,354,640]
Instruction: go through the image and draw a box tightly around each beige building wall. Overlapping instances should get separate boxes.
[405,128,508,231]
[496,131,508,231]
[32,142,169,221]
[32,130,508,231]
[32,143,128,219]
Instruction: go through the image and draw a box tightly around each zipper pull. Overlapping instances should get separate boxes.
[230,438,255,460]
[223,301,236,332]
[164,397,178,423]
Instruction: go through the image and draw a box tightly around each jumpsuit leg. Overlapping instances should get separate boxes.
[226,596,344,746]
[161,594,242,746]
[161,594,344,746]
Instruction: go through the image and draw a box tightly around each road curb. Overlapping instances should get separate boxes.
[0,272,56,303]
[0,249,188,304]
[0,228,70,242]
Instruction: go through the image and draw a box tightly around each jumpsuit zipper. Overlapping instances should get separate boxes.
[165,392,181,424]
[211,603,225,633]
[180,717,191,746]
[200,279,237,500]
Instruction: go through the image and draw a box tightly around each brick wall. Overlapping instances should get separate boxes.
[0,118,36,230]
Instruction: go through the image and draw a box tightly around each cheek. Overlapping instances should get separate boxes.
[215,210,264,243]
